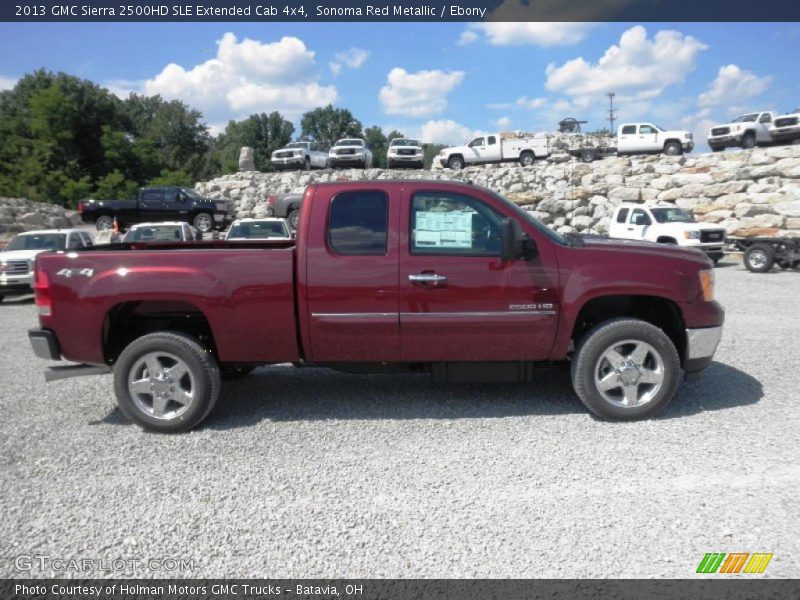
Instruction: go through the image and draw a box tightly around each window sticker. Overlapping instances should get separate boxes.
[415,211,473,248]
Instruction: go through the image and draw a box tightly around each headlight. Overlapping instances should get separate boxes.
[388,149,396,156]
[698,269,714,302]
[684,230,701,240]
[733,124,742,132]
[294,150,304,156]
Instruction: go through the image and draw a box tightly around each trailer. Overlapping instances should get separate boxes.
[729,236,800,273]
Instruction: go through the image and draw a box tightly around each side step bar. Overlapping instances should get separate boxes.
[45,364,112,382]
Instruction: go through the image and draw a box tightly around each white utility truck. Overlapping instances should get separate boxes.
[438,132,549,169]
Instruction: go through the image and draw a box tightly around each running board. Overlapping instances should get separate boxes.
[45,364,112,382]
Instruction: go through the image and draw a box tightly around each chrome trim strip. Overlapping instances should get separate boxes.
[312,313,396,319]
[402,311,556,317]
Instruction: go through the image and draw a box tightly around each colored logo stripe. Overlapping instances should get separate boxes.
[720,553,749,573]
[744,553,773,574]
[697,553,726,573]
[697,552,773,574]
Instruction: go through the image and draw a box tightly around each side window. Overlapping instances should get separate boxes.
[468,137,485,148]
[67,234,82,249]
[140,189,163,207]
[410,192,504,257]
[328,191,388,255]
[759,113,772,123]
[616,208,629,223]
[487,136,497,145]
[639,125,655,134]
[621,125,636,135]
[164,189,180,204]
[81,232,93,246]
[631,209,652,226]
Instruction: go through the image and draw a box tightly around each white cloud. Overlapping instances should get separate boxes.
[419,119,475,145]
[329,47,370,75]
[516,96,547,109]
[545,26,707,106]
[493,117,512,129]
[143,32,337,122]
[0,75,17,91]
[461,22,594,47]
[698,64,772,109]
[379,68,464,117]
[457,30,479,46]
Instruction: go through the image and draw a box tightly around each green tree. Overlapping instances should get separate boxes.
[364,126,389,168]
[423,144,446,169]
[212,112,295,173]
[300,104,362,149]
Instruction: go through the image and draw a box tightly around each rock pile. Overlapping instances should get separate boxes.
[0,198,82,238]
[195,145,800,237]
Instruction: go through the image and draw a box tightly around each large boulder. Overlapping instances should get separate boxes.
[238,146,256,172]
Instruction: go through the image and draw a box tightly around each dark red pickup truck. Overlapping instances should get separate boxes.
[29,180,724,431]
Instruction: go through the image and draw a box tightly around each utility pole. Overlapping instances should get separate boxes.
[605,91,617,133]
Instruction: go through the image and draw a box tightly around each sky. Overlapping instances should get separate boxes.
[0,22,798,150]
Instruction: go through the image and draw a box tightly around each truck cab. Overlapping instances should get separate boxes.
[617,123,694,156]
[608,203,726,263]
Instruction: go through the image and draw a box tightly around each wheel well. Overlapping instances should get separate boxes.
[663,138,681,147]
[656,236,678,244]
[571,295,687,362]
[103,300,217,364]
[449,153,463,161]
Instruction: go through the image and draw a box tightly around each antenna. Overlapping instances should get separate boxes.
[605,91,617,132]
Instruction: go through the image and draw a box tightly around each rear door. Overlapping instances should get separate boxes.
[617,125,637,153]
[303,186,401,361]
[399,186,559,362]
[138,188,165,224]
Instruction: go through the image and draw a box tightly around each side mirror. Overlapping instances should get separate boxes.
[500,218,537,261]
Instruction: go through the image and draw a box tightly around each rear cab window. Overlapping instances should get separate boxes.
[328,191,389,255]
[616,208,630,223]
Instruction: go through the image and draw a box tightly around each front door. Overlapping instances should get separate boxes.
[304,188,401,362]
[163,187,191,222]
[637,124,659,151]
[628,208,652,239]
[138,188,165,225]
[399,188,559,362]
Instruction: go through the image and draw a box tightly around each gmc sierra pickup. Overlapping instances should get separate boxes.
[28,180,724,432]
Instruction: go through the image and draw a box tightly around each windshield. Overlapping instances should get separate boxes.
[123,226,184,242]
[285,142,309,149]
[732,113,758,123]
[227,221,288,239]
[650,208,695,224]
[335,139,363,147]
[654,125,666,132]
[180,188,204,201]
[489,191,568,246]
[4,233,66,251]
[390,139,420,147]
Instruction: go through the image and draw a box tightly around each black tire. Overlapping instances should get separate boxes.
[0,296,4,303]
[663,141,683,156]
[113,332,221,433]
[448,155,464,170]
[193,212,214,233]
[415,161,424,169]
[519,151,535,167]
[387,160,395,169]
[580,148,597,163]
[221,365,255,380]
[571,318,681,421]
[303,156,310,171]
[96,215,114,231]
[743,243,776,273]
[710,144,724,153]
[325,158,335,169]
[741,132,756,149]
[287,208,300,230]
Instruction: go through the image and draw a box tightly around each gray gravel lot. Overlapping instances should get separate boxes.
[1,257,798,579]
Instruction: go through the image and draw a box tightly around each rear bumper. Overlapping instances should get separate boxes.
[29,328,61,360]
[684,325,723,373]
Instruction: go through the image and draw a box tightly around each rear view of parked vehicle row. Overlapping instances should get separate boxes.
[79,186,233,233]
[28,180,724,432]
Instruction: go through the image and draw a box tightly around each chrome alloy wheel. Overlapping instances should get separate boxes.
[127,351,196,420]
[194,214,212,232]
[747,249,768,270]
[594,339,665,408]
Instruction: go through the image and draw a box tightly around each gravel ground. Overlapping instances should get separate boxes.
[1,257,798,579]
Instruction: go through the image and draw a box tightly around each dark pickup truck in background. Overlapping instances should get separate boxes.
[78,186,234,233]
[30,180,723,432]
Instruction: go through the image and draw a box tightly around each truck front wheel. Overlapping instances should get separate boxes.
[113,332,221,433]
[193,213,214,233]
[580,148,597,163]
[741,132,756,149]
[448,155,464,170]
[571,319,680,420]
[743,243,775,273]
[663,141,683,156]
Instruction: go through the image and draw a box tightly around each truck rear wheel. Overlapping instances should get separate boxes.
[193,212,213,233]
[448,155,464,170]
[743,243,775,273]
[96,215,114,231]
[580,148,597,163]
[519,151,535,167]
[571,318,680,420]
[287,208,300,230]
[113,332,221,433]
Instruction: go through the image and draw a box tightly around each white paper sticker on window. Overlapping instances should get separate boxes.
[415,211,473,248]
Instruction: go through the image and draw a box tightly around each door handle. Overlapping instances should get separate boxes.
[409,273,447,283]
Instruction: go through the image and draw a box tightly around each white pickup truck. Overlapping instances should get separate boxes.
[616,123,694,156]
[438,132,549,169]
[770,107,800,143]
[707,111,776,151]
[271,141,330,171]
[608,203,726,264]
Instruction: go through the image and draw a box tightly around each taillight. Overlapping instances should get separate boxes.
[267,195,276,207]
[34,268,52,316]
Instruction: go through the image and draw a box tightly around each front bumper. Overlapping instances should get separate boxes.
[770,125,800,141]
[684,325,723,373]
[272,156,305,168]
[29,328,61,360]
[707,133,743,146]
[330,154,366,165]
[0,273,33,294]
